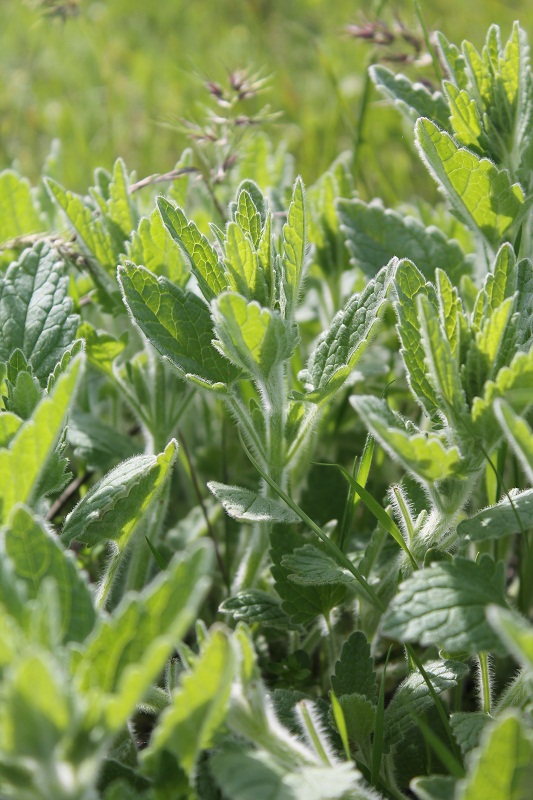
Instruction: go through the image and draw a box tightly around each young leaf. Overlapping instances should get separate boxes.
[301,260,396,403]
[126,207,189,286]
[0,355,82,522]
[494,399,533,484]
[208,481,300,524]
[415,118,525,249]
[370,65,451,130]
[282,177,307,317]
[224,222,269,305]
[331,631,377,702]
[157,197,227,301]
[381,555,508,655]
[0,170,45,246]
[4,505,96,644]
[143,627,235,778]
[0,241,79,385]
[338,198,470,283]
[118,264,240,389]
[458,489,533,541]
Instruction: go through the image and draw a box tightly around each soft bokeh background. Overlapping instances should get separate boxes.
[3,0,532,200]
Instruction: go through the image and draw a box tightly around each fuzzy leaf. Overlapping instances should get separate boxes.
[282,177,307,316]
[338,198,470,283]
[0,241,79,385]
[370,65,451,130]
[282,544,356,586]
[487,606,533,673]
[458,489,533,541]
[208,481,300,524]
[494,399,533,484]
[381,555,508,655]
[225,222,269,305]
[220,590,291,629]
[331,631,377,702]
[301,260,395,403]
[415,118,525,248]
[126,207,189,286]
[63,440,177,548]
[118,264,240,388]
[450,712,490,757]
[0,171,45,245]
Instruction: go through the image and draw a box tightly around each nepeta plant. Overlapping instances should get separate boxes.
[0,18,532,800]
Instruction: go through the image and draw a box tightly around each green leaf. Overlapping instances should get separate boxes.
[415,118,524,249]
[233,184,264,246]
[514,259,533,352]
[383,659,468,749]
[458,489,533,541]
[411,775,457,800]
[75,540,213,730]
[394,259,440,416]
[4,505,96,644]
[336,693,375,746]
[225,222,269,305]
[208,481,300,524]
[338,198,470,283]
[0,241,79,385]
[62,440,177,548]
[68,411,138,470]
[301,260,396,403]
[436,269,462,358]
[455,712,533,800]
[143,627,234,778]
[444,82,487,153]
[212,293,298,382]
[381,555,508,655]
[494,399,533,484]
[105,158,137,239]
[157,197,227,301]
[487,606,533,673]
[282,177,307,316]
[127,207,189,286]
[351,396,463,482]
[78,322,126,377]
[370,65,451,130]
[485,243,518,314]
[0,413,22,448]
[118,264,240,389]
[331,631,377,702]
[450,712,490,757]
[0,171,45,246]
[220,590,291,629]
[282,544,356,586]
[0,356,82,522]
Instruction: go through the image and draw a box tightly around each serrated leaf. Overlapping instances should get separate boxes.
[143,628,235,777]
[75,540,213,730]
[126,207,189,286]
[63,440,177,548]
[370,65,451,130]
[224,222,269,305]
[338,198,470,283]
[331,631,377,702]
[383,659,468,749]
[282,177,307,316]
[514,259,533,352]
[381,555,508,655]
[444,82,487,153]
[157,197,227,301]
[415,118,524,249]
[436,269,462,358]
[220,590,291,629]
[411,775,457,800]
[0,241,79,385]
[456,711,533,800]
[0,413,22,448]
[394,259,440,415]
[282,544,355,586]
[450,712,490,757]
[301,260,395,403]
[351,396,463,482]
[212,292,297,382]
[106,158,136,238]
[463,296,516,401]
[494,399,533,484]
[4,505,96,643]
[458,489,533,541]
[485,243,518,314]
[0,356,82,522]
[208,481,300,524]
[0,171,45,246]
[337,693,375,746]
[234,185,264,246]
[78,322,126,376]
[118,264,240,388]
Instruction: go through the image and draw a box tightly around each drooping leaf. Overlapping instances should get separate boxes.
[282,544,356,586]
[381,555,508,655]
[0,241,79,385]
[208,481,300,524]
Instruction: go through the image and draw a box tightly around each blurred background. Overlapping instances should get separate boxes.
[3,0,532,203]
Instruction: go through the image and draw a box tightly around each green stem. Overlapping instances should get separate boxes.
[478,652,492,714]
[95,544,123,610]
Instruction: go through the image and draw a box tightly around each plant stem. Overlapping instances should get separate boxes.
[478,652,492,714]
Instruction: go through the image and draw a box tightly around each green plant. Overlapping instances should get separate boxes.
[0,17,533,800]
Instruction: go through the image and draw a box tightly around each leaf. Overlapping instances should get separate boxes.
[458,489,533,541]
[143,628,235,777]
[127,207,189,286]
[370,65,451,130]
[225,222,269,305]
[415,118,525,249]
[0,171,45,246]
[220,590,291,629]
[301,260,396,403]
[4,505,96,644]
[381,555,508,655]
[78,322,126,376]
[338,198,470,283]
[63,440,177,548]
[394,259,440,416]
[485,243,518,314]
[208,481,300,524]
[0,241,79,385]
[331,631,377,702]
[383,659,468,749]
[282,544,356,586]
[157,197,227,301]
[233,183,264,246]
[68,411,138,470]
[351,396,463,482]
[494,399,533,484]
[487,606,533,673]
[75,540,213,730]
[336,694,376,746]
[118,264,240,389]
[282,177,307,317]
[0,355,82,522]
[411,775,457,800]
[212,293,298,382]
[436,269,462,358]
[444,82,487,153]
[450,712,490,757]
[455,712,533,800]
